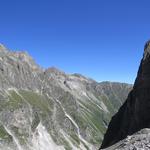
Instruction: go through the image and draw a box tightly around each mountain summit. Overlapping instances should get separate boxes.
[100,41,150,149]
[0,44,8,52]
[144,40,150,60]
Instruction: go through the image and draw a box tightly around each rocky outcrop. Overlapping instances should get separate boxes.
[100,41,150,149]
[101,128,150,150]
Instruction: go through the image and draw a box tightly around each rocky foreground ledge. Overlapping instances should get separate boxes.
[102,128,150,150]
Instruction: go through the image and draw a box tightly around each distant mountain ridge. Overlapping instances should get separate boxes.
[0,44,132,150]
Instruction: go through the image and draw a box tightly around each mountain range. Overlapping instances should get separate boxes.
[0,44,132,150]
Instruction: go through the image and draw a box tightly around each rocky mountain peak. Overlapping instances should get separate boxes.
[45,67,66,76]
[13,51,33,63]
[0,44,8,52]
[144,40,150,60]
[12,51,39,70]
[100,41,150,149]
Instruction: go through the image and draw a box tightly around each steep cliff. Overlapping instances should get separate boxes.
[100,41,150,149]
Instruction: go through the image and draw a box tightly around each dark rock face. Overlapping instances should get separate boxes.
[100,41,150,149]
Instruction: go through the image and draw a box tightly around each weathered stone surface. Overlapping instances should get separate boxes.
[101,41,150,149]
[101,128,150,150]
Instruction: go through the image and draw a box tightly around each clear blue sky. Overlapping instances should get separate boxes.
[0,0,149,83]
